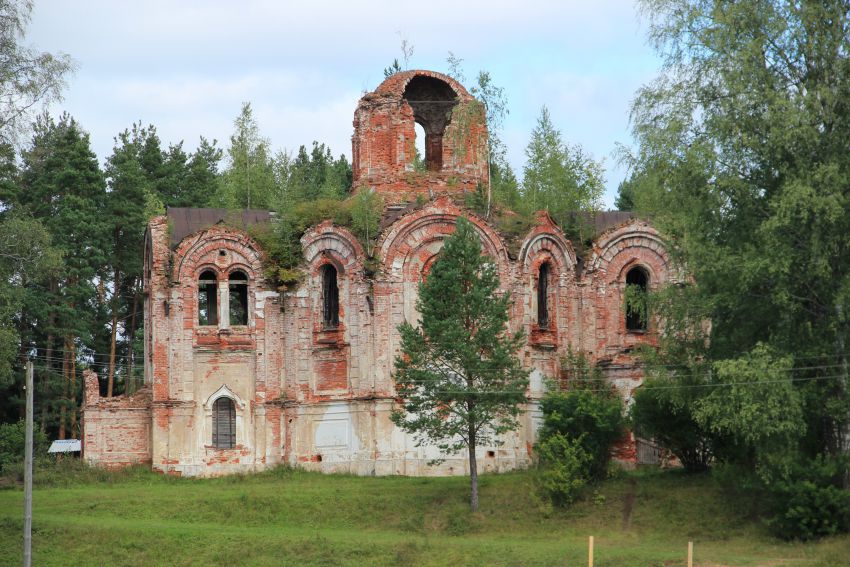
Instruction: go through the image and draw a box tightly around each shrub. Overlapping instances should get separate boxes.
[769,480,850,540]
[630,378,713,472]
[0,420,48,473]
[535,433,591,506]
[766,456,850,540]
[538,353,624,482]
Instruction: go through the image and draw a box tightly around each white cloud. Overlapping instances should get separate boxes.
[29,0,662,208]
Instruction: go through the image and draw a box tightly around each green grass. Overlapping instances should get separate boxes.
[0,464,847,566]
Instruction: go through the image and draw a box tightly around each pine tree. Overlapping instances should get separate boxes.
[104,124,153,396]
[392,217,529,511]
[179,137,222,208]
[17,113,107,437]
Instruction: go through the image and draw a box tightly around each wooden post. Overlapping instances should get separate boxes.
[23,360,33,567]
[687,541,693,567]
[588,535,594,567]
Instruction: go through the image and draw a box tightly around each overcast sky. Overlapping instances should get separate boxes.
[27,0,660,209]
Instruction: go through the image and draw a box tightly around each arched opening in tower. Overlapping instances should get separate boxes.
[402,75,458,172]
[413,122,427,171]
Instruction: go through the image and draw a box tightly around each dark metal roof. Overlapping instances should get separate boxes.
[585,211,636,235]
[166,208,271,247]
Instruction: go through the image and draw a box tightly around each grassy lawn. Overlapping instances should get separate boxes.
[0,465,847,566]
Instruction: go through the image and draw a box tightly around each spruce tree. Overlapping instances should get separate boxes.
[392,217,529,511]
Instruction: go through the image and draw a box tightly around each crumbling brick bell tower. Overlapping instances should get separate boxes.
[352,70,489,203]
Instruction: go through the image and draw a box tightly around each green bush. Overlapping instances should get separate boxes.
[767,456,850,541]
[0,420,48,473]
[535,433,591,506]
[630,378,713,472]
[769,480,850,540]
[539,353,624,482]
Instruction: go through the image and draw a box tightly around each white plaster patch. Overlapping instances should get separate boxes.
[529,368,546,395]
[254,290,278,315]
[313,403,360,461]
[315,420,349,448]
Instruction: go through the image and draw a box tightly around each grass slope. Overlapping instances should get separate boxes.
[0,465,847,566]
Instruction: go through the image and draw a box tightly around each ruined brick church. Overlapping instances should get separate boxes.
[82,70,673,476]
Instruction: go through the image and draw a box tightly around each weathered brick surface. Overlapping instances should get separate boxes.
[83,71,672,477]
[352,70,488,204]
[82,369,152,468]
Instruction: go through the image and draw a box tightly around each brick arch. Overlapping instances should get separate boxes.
[518,214,576,274]
[374,70,474,102]
[173,225,263,284]
[587,221,670,284]
[301,221,364,276]
[379,198,510,281]
[516,215,577,350]
[301,222,364,353]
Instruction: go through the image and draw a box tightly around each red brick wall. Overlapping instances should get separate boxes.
[352,70,488,203]
[82,370,152,468]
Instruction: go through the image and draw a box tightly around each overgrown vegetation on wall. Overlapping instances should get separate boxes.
[247,188,384,289]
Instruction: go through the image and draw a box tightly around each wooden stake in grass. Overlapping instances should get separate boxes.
[688,541,693,567]
[588,535,594,567]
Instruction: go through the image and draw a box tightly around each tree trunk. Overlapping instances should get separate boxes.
[468,422,479,512]
[108,267,119,397]
[70,342,77,437]
[58,342,69,440]
[41,278,58,432]
[127,279,139,394]
[42,337,54,432]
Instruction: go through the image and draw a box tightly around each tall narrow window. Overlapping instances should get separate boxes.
[321,264,339,329]
[198,270,218,326]
[537,263,550,328]
[625,267,649,331]
[229,270,248,326]
[212,397,236,449]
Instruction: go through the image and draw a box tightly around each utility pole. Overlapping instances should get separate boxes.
[23,360,33,567]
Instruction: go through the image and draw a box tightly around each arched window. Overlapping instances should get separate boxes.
[625,267,649,331]
[198,270,218,326]
[228,270,248,326]
[537,263,550,329]
[212,397,235,449]
[321,264,339,329]
[402,75,458,171]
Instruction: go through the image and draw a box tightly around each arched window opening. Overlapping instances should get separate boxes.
[537,263,550,329]
[625,267,649,331]
[212,397,235,449]
[402,75,458,172]
[228,270,248,326]
[321,264,339,329]
[413,122,427,171]
[198,270,218,326]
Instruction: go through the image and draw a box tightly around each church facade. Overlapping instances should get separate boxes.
[82,70,673,477]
